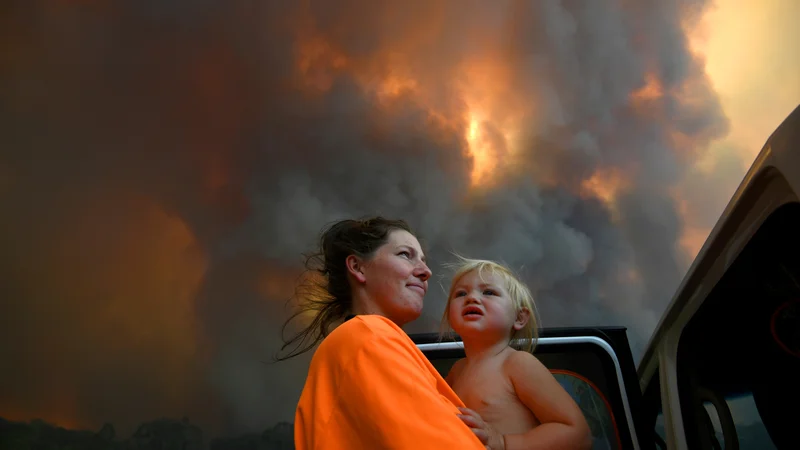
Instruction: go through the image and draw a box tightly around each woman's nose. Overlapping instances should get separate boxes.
[415,262,432,281]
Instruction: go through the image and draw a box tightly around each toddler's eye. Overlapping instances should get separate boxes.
[454,291,466,297]
[483,289,498,296]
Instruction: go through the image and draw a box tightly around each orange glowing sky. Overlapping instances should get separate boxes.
[288,0,799,312]
[693,0,800,164]
[292,0,799,241]
[460,0,800,262]
[678,0,800,259]
[1,0,797,434]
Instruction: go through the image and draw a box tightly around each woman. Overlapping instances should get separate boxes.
[278,217,486,449]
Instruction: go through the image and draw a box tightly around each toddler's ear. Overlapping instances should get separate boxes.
[513,307,530,331]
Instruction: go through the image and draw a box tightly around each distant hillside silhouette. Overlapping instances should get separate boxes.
[0,417,294,450]
[0,414,779,449]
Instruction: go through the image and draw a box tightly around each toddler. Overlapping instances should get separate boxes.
[442,256,591,450]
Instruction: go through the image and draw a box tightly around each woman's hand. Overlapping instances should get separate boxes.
[457,407,506,450]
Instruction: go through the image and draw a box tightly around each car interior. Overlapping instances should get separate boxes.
[676,202,800,450]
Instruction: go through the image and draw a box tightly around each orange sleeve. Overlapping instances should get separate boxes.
[325,328,485,449]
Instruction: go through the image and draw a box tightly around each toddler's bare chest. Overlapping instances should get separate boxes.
[453,368,515,411]
[452,367,538,433]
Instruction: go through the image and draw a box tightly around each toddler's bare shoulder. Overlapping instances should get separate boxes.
[504,349,549,376]
[446,357,467,381]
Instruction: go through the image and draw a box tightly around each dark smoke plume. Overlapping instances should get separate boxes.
[0,0,728,437]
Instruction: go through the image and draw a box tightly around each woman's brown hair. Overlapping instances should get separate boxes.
[275,216,414,361]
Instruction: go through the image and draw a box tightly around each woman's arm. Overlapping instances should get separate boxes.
[502,351,592,450]
[332,330,486,449]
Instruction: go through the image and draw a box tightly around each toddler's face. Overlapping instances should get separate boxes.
[447,270,518,339]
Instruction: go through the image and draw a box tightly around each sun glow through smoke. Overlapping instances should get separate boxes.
[2,0,796,438]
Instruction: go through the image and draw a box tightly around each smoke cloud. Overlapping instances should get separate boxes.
[1,0,732,438]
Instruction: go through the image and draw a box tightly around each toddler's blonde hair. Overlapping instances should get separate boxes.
[440,254,540,352]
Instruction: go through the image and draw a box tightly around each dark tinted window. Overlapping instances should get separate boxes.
[641,372,666,450]
[677,203,800,450]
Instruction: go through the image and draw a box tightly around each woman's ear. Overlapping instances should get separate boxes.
[345,254,367,284]
[513,307,531,331]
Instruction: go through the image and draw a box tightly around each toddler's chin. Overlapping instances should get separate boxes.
[451,320,481,335]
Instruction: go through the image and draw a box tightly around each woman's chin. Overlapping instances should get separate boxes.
[407,296,424,314]
[394,302,423,326]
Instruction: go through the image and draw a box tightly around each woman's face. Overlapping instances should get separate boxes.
[352,229,432,326]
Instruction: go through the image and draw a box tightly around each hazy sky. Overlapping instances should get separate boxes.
[0,0,797,439]
[678,0,800,258]
[700,0,799,162]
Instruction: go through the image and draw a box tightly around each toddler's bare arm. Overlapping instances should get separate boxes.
[502,352,591,450]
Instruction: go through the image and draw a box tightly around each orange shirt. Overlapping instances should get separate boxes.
[294,315,484,449]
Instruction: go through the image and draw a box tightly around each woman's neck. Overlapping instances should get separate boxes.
[350,292,410,327]
[350,291,384,317]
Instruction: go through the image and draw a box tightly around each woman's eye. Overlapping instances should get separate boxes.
[399,251,411,258]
